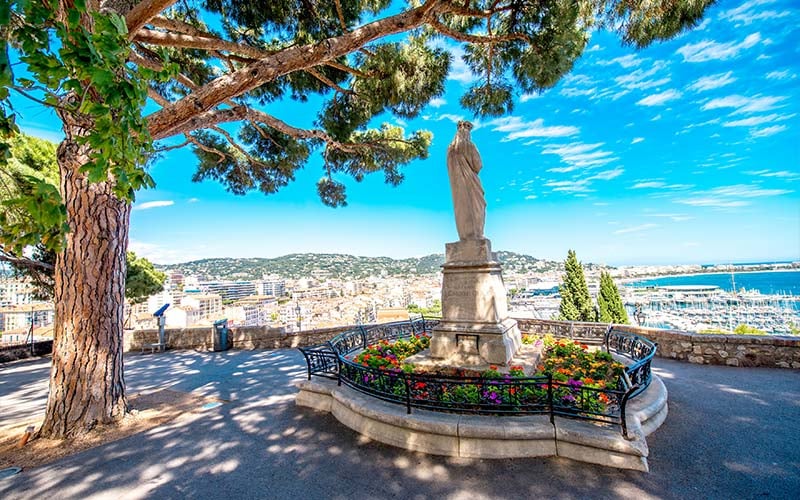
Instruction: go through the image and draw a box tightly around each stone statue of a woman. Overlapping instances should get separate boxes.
[446,121,485,240]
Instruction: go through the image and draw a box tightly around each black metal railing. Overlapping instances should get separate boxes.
[298,316,649,437]
[605,326,657,398]
[338,360,634,436]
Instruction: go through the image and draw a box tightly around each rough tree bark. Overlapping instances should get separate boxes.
[38,114,130,439]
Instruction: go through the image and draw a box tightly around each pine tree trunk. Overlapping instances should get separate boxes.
[38,120,130,439]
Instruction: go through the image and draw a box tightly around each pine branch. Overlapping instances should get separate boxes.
[325,61,370,79]
[210,126,269,168]
[0,252,55,272]
[430,19,530,44]
[146,0,445,140]
[134,28,274,60]
[307,68,353,95]
[125,0,180,38]
[184,133,226,163]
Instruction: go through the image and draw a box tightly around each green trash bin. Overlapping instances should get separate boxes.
[213,319,229,351]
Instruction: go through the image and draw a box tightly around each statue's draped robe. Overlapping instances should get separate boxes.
[447,125,486,240]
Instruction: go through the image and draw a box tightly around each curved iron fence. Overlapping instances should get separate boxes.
[604,326,657,398]
[299,317,653,438]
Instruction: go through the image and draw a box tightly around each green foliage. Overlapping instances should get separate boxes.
[733,324,767,335]
[0,134,67,253]
[1,3,174,252]
[407,299,442,317]
[597,271,629,325]
[0,135,164,302]
[699,325,767,336]
[125,252,166,304]
[558,250,596,322]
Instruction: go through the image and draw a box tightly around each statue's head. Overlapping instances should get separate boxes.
[457,120,473,131]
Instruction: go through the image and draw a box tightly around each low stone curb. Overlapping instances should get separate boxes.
[295,374,668,472]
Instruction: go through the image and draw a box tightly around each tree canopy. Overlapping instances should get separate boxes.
[597,270,628,324]
[125,251,166,304]
[558,249,595,322]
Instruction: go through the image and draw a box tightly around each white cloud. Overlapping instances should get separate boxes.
[597,54,642,69]
[128,240,201,264]
[766,70,795,80]
[678,197,750,208]
[750,125,787,138]
[587,44,602,52]
[631,137,645,144]
[745,169,800,180]
[560,86,597,98]
[723,113,794,127]
[614,223,658,235]
[720,0,791,25]
[541,142,616,171]
[588,168,624,181]
[489,116,579,141]
[632,181,665,189]
[447,47,477,84]
[688,71,737,92]
[429,97,447,108]
[676,33,761,62]
[133,200,174,211]
[645,213,695,222]
[520,93,542,103]
[636,89,682,106]
[676,183,793,208]
[614,62,670,91]
[701,94,787,114]
[524,195,538,200]
[424,113,483,130]
[712,185,793,198]
[187,198,199,203]
[544,179,593,193]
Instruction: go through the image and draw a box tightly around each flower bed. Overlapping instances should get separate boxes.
[346,334,626,416]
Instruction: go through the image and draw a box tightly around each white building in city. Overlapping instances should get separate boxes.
[0,279,35,306]
[256,276,286,297]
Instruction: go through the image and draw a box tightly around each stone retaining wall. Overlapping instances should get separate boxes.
[514,317,800,369]
[0,340,54,363]
[125,317,800,369]
[124,324,358,352]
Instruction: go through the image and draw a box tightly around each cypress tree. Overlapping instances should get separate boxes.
[558,250,596,322]
[598,270,630,325]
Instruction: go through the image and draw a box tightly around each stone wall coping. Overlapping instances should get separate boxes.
[514,317,800,344]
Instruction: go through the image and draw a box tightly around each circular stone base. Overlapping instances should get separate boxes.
[295,374,668,472]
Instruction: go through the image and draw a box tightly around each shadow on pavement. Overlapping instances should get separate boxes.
[1,352,798,499]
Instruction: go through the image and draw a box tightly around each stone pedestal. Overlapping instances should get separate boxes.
[429,239,521,365]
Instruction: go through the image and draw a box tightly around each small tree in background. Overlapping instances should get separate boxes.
[558,249,595,322]
[125,251,166,305]
[598,270,629,324]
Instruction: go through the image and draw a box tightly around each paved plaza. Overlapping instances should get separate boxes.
[1,349,799,499]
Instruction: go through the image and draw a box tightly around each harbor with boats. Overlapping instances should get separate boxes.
[510,270,800,335]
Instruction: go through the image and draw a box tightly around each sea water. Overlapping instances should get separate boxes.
[629,270,800,296]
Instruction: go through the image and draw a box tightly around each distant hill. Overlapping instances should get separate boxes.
[158,251,603,280]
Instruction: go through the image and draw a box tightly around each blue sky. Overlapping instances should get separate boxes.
[13,0,800,266]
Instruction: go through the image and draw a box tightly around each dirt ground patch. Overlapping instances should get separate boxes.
[0,389,225,470]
